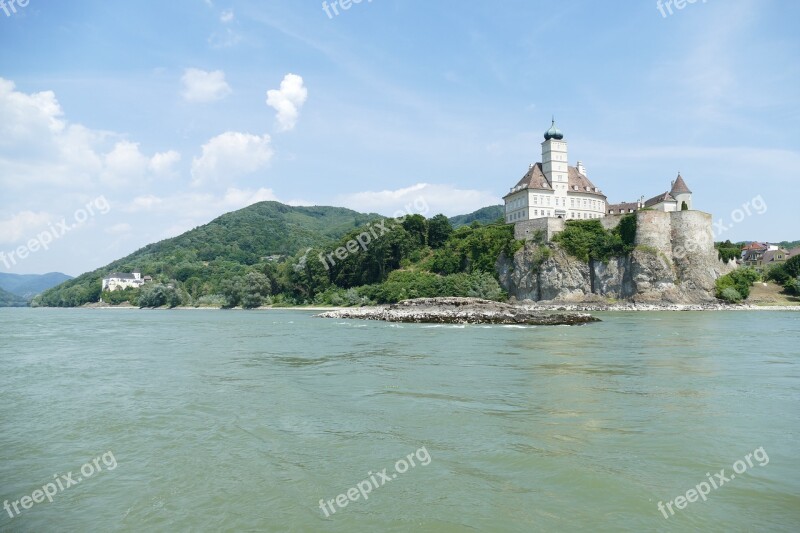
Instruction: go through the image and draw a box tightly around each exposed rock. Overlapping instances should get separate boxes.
[499,242,735,304]
[317,297,600,325]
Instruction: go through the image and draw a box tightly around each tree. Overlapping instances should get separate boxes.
[784,255,800,278]
[427,214,453,249]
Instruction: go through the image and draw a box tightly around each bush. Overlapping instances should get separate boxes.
[785,255,800,279]
[719,287,743,303]
[715,267,759,300]
[194,294,226,307]
[357,269,506,304]
[138,283,182,308]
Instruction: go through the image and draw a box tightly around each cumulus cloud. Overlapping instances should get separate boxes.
[0,211,52,244]
[181,68,232,103]
[266,74,307,131]
[335,183,501,217]
[190,131,273,186]
[0,78,181,191]
[149,150,181,177]
[220,9,234,23]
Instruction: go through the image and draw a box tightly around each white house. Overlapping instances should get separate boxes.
[504,120,607,223]
[102,272,150,291]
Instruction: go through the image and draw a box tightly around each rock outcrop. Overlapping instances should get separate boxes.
[317,297,600,325]
[499,243,735,304]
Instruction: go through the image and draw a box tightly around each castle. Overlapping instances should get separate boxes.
[504,119,695,240]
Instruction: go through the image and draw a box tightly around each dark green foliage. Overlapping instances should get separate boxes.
[426,224,522,277]
[138,284,182,308]
[33,203,524,308]
[357,270,505,303]
[33,202,380,307]
[765,255,800,296]
[715,267,759,301]
[553,215,636,263]
[101,288,138,306]
[785,255,800,279]
[401,215,428,247]
[715,240,741,262]
[427,214,453,248]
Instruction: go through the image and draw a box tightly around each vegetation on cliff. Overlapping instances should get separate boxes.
[552,214,636,263]
[33,203,521,308]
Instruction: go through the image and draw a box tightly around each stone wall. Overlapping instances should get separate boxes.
[600,215,624,232]
[514,217,565,242]
[634,210,672,257]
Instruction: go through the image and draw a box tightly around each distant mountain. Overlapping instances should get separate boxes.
[0,272,73,300]
[449,205,504,228]
[0,286,28,307]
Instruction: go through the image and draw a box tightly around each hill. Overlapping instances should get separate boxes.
[34,202,383,307]
[34,202,517,308]
[0,286,28,307]
[0,272,73,300]
[448,205,504,228]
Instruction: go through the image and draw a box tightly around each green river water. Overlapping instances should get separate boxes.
[1,308,798,532]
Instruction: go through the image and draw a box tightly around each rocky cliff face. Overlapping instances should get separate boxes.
[498,244,735,304]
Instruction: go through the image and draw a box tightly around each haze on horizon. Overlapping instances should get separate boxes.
[1,0,798,276]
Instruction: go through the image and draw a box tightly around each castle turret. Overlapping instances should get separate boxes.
[670,173,692,210]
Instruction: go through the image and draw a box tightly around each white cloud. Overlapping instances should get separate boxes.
[335,183,501,217]
[220,9,234,23]
[125,187,279,219]
[266,74,307,131]
[101,141,150,186]
[149,150,181,177]
[0,211,52,244]
[181,68,232,103]
[190,131,273,186]
[0,78,180,191]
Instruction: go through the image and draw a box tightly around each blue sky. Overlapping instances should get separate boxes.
[1,0,798,276]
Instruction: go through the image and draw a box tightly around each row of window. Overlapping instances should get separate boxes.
[506,210,605,222]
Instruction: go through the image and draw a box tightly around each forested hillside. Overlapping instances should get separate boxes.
[34,203,520,308]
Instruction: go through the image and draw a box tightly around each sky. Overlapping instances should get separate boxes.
[0,0,798,276]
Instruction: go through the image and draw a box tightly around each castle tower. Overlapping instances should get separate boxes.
[670,173,692,210]
[541,119,569,217]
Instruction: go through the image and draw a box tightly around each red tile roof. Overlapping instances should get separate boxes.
[504,163,606,199]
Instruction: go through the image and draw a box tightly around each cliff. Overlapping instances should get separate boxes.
[498,210,736,304]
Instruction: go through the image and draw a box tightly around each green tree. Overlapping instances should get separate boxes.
[427,214,453,248]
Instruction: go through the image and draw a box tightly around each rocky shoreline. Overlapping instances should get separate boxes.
[316,297,600,325]
[517,301,800,312]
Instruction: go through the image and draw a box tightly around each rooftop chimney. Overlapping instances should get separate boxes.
[576,160,587,176]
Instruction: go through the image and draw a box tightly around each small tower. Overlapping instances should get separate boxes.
[670,173,692,210]
[541,118,568,186]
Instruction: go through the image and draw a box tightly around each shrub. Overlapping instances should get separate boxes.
[718,287,743,303]
[138,283,182,308]
[715,267,759,300]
